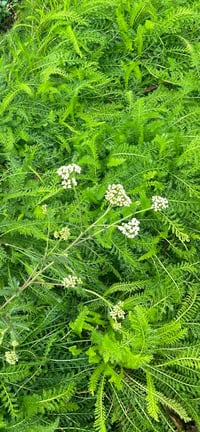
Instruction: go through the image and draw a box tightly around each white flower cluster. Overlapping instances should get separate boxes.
[63,275,82,288]
[57,164,81,177]
[151,195,169,212]
[110,301,125,330]
[54,226,70,241]
[112,321,123,330]
[42,204,48,214]
[110,301,125,321]
[118,217,140,239]
[5,350,18,365]
[57,164,81,189]
[105,184,132,207]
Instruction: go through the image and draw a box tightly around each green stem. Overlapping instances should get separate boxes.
[33,281,112,307]
[63,206,112,253]
[84,288,112,307]
[67,206,152,247]
[0,261,54,311]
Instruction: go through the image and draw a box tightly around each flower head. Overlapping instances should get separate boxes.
[112,321,122,331]
[57,164,81,189]
[118,217,140,239]
[61,178,77,189]
[54,227,70,240]
[110,301,125,321]
[105,184,131,207]
[41,204,48,214]
[57,166,70,179]
[66,164,81,175]
[151,196,168,212]
[57,164,81,179]
[5,351,18,365]
[63,275,82,288]
[54,231,59,239]
[60,227,70,241]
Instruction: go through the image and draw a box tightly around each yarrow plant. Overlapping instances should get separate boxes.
[151,196,169,212]
[105,184,131,207]
[57,164,81,189]
[63,275,82,288]
[118,217,140,239]
[1,1,200,431]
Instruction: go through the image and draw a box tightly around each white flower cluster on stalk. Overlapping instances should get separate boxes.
[105,184,131,207]
[110,302,125,320]
[118,218,140,239]
[110,301,125,329]
[57,164,81,189]
[5,351,18,365]
[63,275,82,288]
[54,226,70,241]
[151,196,168,211]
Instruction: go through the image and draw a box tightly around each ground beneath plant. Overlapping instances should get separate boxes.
[0,1,21,33]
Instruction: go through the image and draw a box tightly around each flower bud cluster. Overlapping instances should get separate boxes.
[105,184,131,207]
[112,321,123,331]
[110,301,125,330]
[151,196,168,212]
[63,275,82,288]
[110,301,125,321]
[11,340,19,348]
[118,218,140,239]
[42,204,48,214]
[54,226,70,241]
[57,164,81,189]
[5,350,18,365]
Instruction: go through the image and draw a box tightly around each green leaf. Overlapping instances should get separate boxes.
[106,157,126,167]
[94,376,107,432]
[146,372,159,421]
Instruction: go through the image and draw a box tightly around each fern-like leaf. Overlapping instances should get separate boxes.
[94,376,107,432]
[146,372,159,421]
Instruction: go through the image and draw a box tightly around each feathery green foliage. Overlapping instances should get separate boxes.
[0,0,200,430]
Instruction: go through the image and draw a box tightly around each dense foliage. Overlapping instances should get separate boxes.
[0,0,19,28]
[0,0,200,430]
